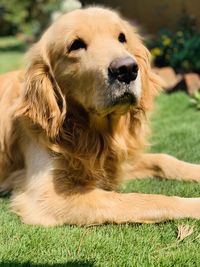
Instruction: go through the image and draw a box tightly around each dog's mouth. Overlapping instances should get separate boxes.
[111,91,136,106]
[108,79,138,110]
[87,77,140,117]
[93,91,137,117]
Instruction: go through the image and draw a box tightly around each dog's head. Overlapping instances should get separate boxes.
[20,7,160,138]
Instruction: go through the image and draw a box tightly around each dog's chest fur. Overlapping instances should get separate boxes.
[52,132,125,194]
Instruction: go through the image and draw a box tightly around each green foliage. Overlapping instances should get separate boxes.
[148,15,200,74]
[190,91,200,110]
[0,0,61,37]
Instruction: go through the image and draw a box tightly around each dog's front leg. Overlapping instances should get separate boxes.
[11,186,200,226]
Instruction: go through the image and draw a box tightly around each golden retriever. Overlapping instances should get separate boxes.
[0,7,200,226]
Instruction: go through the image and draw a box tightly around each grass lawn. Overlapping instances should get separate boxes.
[1,38,200,267]
[0,37,26,73]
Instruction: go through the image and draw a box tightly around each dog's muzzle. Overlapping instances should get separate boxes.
[107,56,139,107]
[112,91,136,106]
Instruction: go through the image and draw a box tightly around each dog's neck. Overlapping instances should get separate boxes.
[60,100,146,158]
[65,98,129,135]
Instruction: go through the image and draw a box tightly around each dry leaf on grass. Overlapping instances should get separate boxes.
[177,224,194,242]
[152,224,196,254]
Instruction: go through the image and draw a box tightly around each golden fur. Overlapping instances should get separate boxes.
[1,7,200,226]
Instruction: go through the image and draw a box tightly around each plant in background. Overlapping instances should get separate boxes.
[0,0,82,39]
[190,91,200,110]
[148,13,200,74]
[0,0,60,38]
[52,0,82,21]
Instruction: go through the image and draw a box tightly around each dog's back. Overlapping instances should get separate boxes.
[0,71,24,189]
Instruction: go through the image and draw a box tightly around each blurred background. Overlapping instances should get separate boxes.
[0,0,200,100]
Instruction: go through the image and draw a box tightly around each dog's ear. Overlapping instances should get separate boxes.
[125,22,162,110]
[18,44,66,139]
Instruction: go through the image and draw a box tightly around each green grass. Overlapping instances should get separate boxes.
[1,38,200,267]
[0,36,26,73]
[0,52,24,73]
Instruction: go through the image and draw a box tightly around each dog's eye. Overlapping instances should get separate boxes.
[118,33,126,43]
[69,39,87,53]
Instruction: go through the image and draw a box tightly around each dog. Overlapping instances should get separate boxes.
[0,7,200,226]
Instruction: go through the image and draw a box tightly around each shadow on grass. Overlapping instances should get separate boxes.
[0,261,95,267]
[0,43,28,52]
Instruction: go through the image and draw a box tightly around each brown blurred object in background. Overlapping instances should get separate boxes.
[84,0,200,33]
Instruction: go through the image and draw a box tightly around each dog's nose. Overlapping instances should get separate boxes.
[108,57,138,84]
